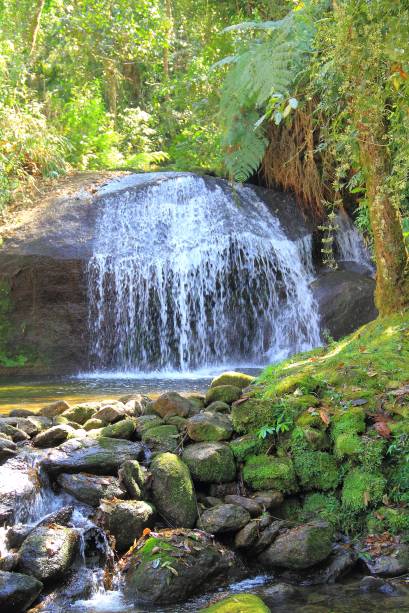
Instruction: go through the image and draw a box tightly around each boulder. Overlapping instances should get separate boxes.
[252,490,284,510]
[0,422,29,443]
[94,404,126,424]
[135,415,163,437]
[118,460,148,499]
[234,520,260,549]
[0,571,43,612]
[259,521,333,569]
[210,372,256,390]
[198,504,250,534]
[205,385,241,406]
[186,412,233,442]
[123,529,241,604]
[224,495,262,517]
[0,456,41,526]
[32,424,75,448]
[97,499,155,552]
[57,473,126,506]
[0,438,17,462]
[8,409,36,417]
[150,453,197,528]
[200,594,270,612]
[182,442,236,483]
[61,404,98,425]
[206,401,230,414]
[243,455,297,492]
[253,521,289,556]
[312,269,377,340]
[18,525,79,582]
[83,418,104,431]
[7,507,75,550]
[163,415,188,431]
[141,424,180,452]
[100,419,136,440]
[41,437,145,476]
[153,392,196,419]
[363,545,409,577]
[39,401,70,418]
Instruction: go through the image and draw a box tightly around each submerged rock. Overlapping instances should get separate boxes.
[98,499,155,552]
[41,437,145,475]
[57,473,126,506]
[198,504,250,534]
[182,442,236,483]
[200,593,270,612]
[18,525,79,582]
[187,412,233,442]
[259,520,333,570]
[123,529,242,604]
[0,570,43,612]
[150,452,197,528]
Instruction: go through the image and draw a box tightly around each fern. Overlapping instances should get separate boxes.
[217,1,322,182]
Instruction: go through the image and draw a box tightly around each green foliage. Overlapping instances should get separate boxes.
[243,454,297,492]
[293,449,340,491]
[342,468,386,513]
[301,493,341,528]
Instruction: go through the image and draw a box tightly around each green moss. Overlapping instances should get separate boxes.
[334,432,363,458]
[301,493,341,528]
[290,426,328,452]
[61,404,96,425]
[141,425,179,452]
[182,442,236,483]
[229,434,270,462]
[243,455,297,492]
[137,535,178,566]
[331,407,366,440]
[296,411,324,429]
[293,450,340,491]
[274,373,323,396]
[231,399,274,434]
[358,435,386,470]
[342,468,386,512]
[200,594,270,612]
[210,371,255,390]
[205,385,241,406]
[278,497,302,521]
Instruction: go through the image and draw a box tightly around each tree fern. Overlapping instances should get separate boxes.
[217,1,322,182]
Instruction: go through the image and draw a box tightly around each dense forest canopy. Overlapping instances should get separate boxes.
[0,0,409,313]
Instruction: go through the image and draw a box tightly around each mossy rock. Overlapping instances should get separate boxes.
[210,372,255,390]
[135,415,163,436]
[296,410,324,429]
[334,432,363,458]
[358,435,386,470]
[61,403,97,425]
[182,442,236,483]
[290,426,328,452]
[141,425,180,452]
[331,407,366,440]
[293,450,340,491]
[163,415,188,431]
[231,399,273,434]
[101,419,136,440]
[200,594,270,612]
[206,401,231,414]
[243,455,297,493]
[301,493,341,529]
[98,499,155,552]
[118,459,147,499]
[229,435,270,462]
[367,506,409,535]
[342,468,386,512]
[150,452,197,528]
[83,418,104,431]
[274,374,322,396]
[186,412,233,442]
[205,385,241,406]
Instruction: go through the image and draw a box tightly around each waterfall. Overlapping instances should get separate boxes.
[335,209,374,273]
[87,174,321,373]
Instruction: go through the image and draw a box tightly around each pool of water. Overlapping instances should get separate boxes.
[0,367,261,414]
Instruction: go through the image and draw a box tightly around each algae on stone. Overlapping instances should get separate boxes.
[243,455,297,492]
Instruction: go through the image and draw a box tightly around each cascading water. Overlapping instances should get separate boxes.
[87,175,321,373]
[335,209,374,273]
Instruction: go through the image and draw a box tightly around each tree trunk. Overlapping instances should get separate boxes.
[28,0,46,60]
[358,117,409,316]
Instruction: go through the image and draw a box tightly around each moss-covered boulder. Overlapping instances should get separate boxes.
[342,468,386,512]
[301,493,341,529]
[198,504,250,534]
[83,418,104,431]
[243,455,297,492]
[100,419,136,440]
[187,412,233,442]
[229,435,270,462]
[123,529,241,604]
[18,525,79,582]
[210,372,255,390]
[259,520,333,569]
[200,594,270,612]
[57,473,126,507]
[150,453,197,528]
[98,499,155,553]
[182,442,236,483]
[0,570,43,612]
[206,401,231,414]
[153,392,196,418]
[205,385,241,406]
[61,403,98,425]
[231,399,273,434]
[135,415,163,436]
[141,424,180,452]
[94,404,126,424]
[293,450,340,491]
[163,415,188,431]
[118,460,148,499]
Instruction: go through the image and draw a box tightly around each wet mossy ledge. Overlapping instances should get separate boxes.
[0,313,409,611]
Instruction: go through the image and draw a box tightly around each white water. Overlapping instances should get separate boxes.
[87,175,321,374]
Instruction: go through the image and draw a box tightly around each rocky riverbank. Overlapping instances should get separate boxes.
[0,313,408,612]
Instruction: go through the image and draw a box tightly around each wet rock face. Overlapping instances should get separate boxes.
[123,529,243,604]
[198,504,250,534]
[0,570,43,613]
[0,456,40,526]
[18,525,79,583]
[97,499,155,553]
[41,437,145,476]
[57,473,126,507]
